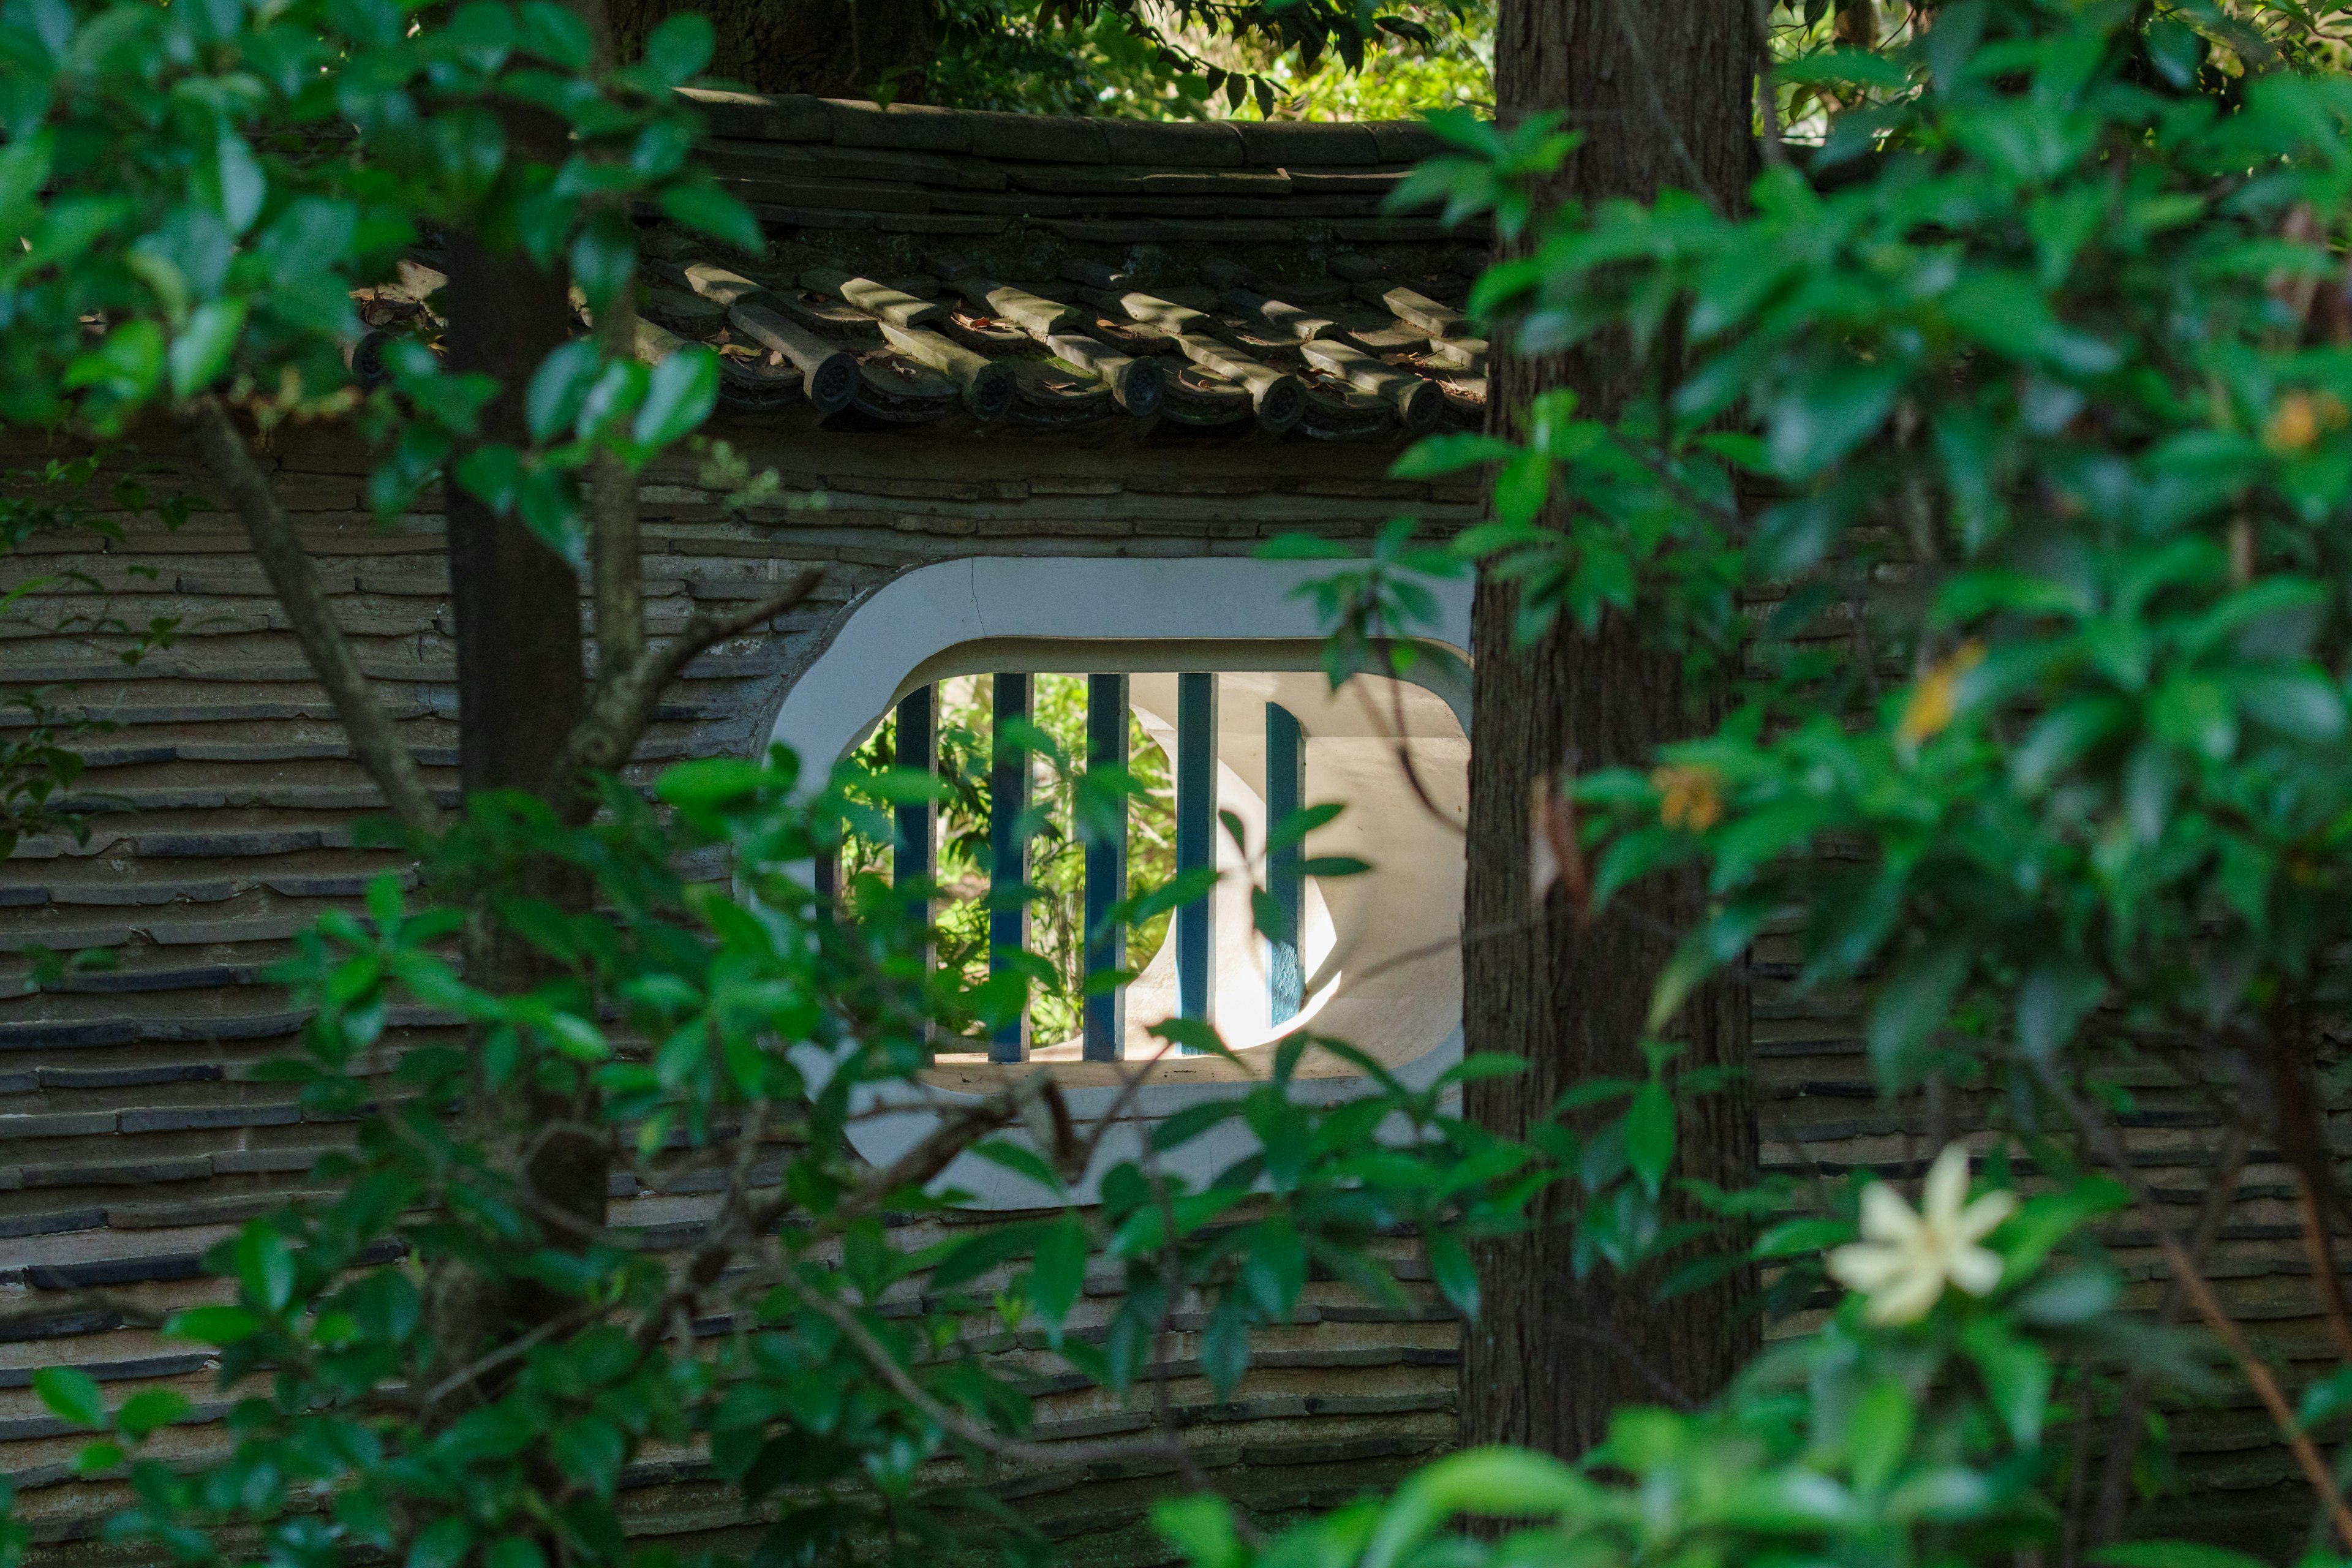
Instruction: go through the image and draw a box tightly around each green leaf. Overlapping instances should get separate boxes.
[634,344,717,447]
[516,0,594,66]
[570,209,638,311]
[1389,432,1515,479]
[1492,449,1550,527]
[214,129,266,236]
[967,1138,1065,1197]
[659,178,763,254]
[1624,1080,1674,1196]
[162,1304,263,1343]
[1152,1496,1243,1568]
[2000,1178,2128,1281]
[1362,1448,1591,1568]
[236,1222,297,1312]
[2298,1366,2352,1431]
[2090,1545,2274,1568]
[2016,960,2103,1061]
[657,757,771,805]
[1030,1215,1089,1327]
[453,444,522,514]
[1867,942,1970,1090]
[33,1366,104,1430]
[551,1415,625,1494]
[168,298,247,396]
[1776,47,1909,89]
[72,1440,124,1475]
[1424,1228,1479,1319]
[1846,1378,1913,1495]
[63,318,164,401]
[1768,361,1904,477]
[1754,1217,1852,1259]
[1148,1017,1232,1058]
[115,1389,190,1441]
[527,339,603,443]
[1961,1317,2051,1449]
[2236,669,2344,741]
[407,1515,476,1568]
[643,12,713,81]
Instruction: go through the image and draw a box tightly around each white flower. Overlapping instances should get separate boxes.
[1826,1143,2018,1325]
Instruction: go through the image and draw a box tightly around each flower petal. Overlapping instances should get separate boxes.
[1863,1265,1944,1325]
[1859,1182,1923,1245]
[1828,1242,1905,1292]
[1947,1243,2005,1297]
[1921,1143,1972,1227]
[1954,1189,2018,1243]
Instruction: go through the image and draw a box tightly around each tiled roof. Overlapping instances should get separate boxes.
[356,97,1492,442]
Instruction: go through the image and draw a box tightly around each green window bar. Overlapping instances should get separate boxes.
[989,672,1031,1063]
[894,685,933,932]
[1083,673,1128,1061]
[813,837,837,927]
[1174,672,1217,1044]
[1266,701,1305,1027]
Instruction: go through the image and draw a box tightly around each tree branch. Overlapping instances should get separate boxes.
[824,1068,1071,1233]
[2029,1057,2352,1553]
[2088,1117,2248,1547]
[785,1272,1194,1471]
[548,570,823,799]
[176,394,441,837]
[590,296,647,699]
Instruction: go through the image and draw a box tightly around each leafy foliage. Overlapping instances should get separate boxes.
[1159,1165,2196,1568]
[0,452,189,859]
[0,751,1559,1568]
[1292,0,2352,1553]
[0,0,755,571]
[926,0,1480,119]
[843,676,1177,1046]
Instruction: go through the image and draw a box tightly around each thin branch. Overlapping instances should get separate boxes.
[548,570,823,796]
[785,1272,1196,1471]
[2264,1015,2352,1364]
[824,1068,1068,1233]
[2029,1058,2352,1553]
[590,295,647,699]
[418,1298,595,1414]
[1137,1117,1237,1510]
[177,394,440,836]
[2088,1118,2249,1547]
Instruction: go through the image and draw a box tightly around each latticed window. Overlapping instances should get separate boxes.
[840,666,1463,1065]
[767,556,1472,1199]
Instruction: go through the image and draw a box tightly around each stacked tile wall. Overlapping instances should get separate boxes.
[0,417,2337,1560]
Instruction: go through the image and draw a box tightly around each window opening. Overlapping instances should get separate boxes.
[845,671,1360,1063]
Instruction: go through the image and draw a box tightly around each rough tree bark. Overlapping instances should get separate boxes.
[442,236,587,810]
[1460,0,1760,1459]
[434,127,605,1354]
[606,0,936,99]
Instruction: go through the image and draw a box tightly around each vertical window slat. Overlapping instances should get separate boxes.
[1084,674,1129,1062]
[1266,700,1305,1027]
[1174,671,1217,1046]
[989,673,1031,1063]
[894,685,933,935]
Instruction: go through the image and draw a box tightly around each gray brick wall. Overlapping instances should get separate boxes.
[0,416,2334,1558]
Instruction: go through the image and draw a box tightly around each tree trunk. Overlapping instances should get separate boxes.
[1460,0,1758,1460]
[437,213,606,1354]
[608,0,937,99]
[442,235,586,810]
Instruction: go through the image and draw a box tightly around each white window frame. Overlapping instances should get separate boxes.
[764,556,1474,1208]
